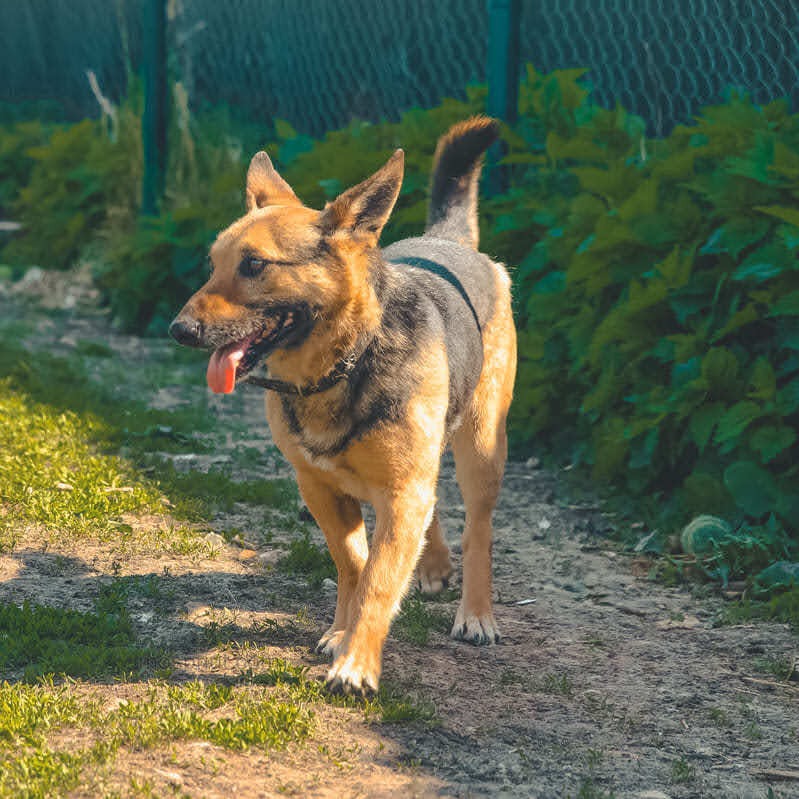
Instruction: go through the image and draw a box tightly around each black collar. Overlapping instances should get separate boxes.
[243,333,372,396]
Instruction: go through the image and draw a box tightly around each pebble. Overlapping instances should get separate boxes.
[237,548,258,562]
[321,578,337,593]
[203,532,226,549]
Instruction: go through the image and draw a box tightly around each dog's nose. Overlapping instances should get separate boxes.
[169,317,203,347]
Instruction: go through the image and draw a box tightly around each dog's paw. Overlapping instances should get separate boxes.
[325,652,379,697]
[315,627,345,658]
[451,604,500,645]
[415,547,453,595]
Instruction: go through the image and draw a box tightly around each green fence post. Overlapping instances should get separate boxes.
[486,0,521,196]
[141,0,167,216]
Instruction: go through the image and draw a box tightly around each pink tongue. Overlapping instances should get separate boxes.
[207,342,247,394]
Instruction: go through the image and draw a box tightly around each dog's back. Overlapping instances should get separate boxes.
[381,116,507,432]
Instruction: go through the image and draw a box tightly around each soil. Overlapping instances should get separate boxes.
[1,270,797,799]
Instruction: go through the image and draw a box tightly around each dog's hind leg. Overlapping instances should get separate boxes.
[450,264,516,645]
[415,509,453,594]
[295,471,368,658]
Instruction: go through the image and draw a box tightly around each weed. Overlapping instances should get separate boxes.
[721,588,799,630]
[744,721,763,740]
[752,655,794,681]
[0,596,167,681]
[708,706,732,728]
[541,673,575,697]
[392,595,451,646]
[278,532,336,587]
[670,756,695,783]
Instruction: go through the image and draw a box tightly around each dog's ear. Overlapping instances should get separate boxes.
[319,149,404,244]
[246,151,301,211]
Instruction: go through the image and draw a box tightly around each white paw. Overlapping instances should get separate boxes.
[326,652,379,697]
[451,604,500,645]
[315,627,345,658]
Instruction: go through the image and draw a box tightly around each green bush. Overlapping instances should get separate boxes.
[497,67,799,584]
[1,101,141,268]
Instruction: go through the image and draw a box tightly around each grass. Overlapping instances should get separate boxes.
[720,588,799,630]
[0,595,167,682]
[392,595,451,645]
[541,673,575,698]
[670,756,696,784]
[277,532,336,587]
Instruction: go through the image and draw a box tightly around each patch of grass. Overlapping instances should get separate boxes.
[708,706,732,728]
[670,756,695,783]
[392,595,451,646]
[541,673,575,698]
[369,683,438,725]
[278,532,336,587]
[74,339,114,358]
[744,721,763,740]
[0,388,167,547]
[752,655,795,681]
[721,588,799,630]
[0,590,167,681]
[156,461,298,518]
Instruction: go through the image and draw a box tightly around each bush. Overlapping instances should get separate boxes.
[1,101,141,268]
[497,67,799,582]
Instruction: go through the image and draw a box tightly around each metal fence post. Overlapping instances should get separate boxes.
[141,0,167,216]
[486,0,521,196]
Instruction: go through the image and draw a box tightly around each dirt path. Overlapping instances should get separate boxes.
[1,274,797,798]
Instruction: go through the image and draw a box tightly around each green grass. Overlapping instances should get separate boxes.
[0,597,167,682]
[720,587,799,630]
[392,595,451,646]
[670,756,696,783]
[541,673,575,698]
[156,461,298,519]
[277,532,336,587]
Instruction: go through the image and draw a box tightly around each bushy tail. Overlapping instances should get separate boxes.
[426,115,500,249]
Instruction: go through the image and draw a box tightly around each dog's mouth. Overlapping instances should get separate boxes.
[206,307,310,394]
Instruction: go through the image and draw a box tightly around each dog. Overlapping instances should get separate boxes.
[170,116,517,695]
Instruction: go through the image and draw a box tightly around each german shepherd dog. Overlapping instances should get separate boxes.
[170,117,517,695]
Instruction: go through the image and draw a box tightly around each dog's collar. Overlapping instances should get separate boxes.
[243,334,372,396]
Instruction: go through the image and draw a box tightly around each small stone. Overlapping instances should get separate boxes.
[203,532,226,549]
[537,518,551,530]
[54,482,74,491]
[321,578,337,593]
[526,456,540,469]
[237,548,258,562]
[635,792,672,799]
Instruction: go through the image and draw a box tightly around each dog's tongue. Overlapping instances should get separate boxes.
[207,341,247,394]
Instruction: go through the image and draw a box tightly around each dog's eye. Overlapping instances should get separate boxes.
[239,255,268,278]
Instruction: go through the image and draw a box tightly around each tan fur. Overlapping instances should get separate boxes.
[172,125,516,695]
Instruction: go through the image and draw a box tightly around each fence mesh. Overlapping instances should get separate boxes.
[1,0,798,135]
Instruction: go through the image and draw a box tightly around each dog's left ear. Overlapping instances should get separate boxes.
[246,151,302,211]
[319,149,404,245]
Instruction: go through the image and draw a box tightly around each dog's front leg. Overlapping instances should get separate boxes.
[326,483,436,695]
[295,470,368,657]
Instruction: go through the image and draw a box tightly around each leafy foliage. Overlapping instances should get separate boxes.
[492,68,799,589]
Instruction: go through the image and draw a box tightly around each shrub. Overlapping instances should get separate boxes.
[497,67,799,581]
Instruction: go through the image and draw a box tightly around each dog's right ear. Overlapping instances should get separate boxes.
[319,149,404,245]
[246,151,302,211]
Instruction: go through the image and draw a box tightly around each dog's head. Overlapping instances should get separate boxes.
[170,149,404,393]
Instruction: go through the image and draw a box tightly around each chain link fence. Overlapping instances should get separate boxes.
[1,0,798,135]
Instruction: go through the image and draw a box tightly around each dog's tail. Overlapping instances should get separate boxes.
[426,115,500,250]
